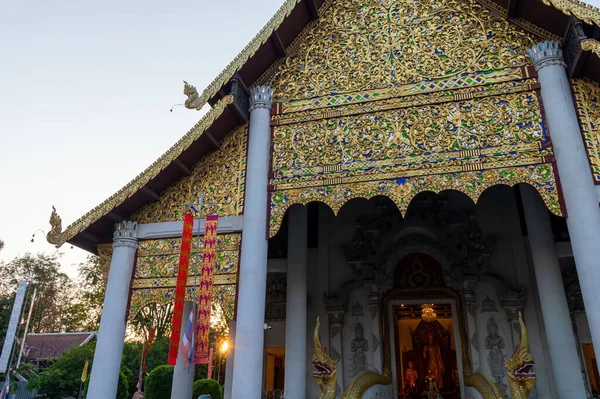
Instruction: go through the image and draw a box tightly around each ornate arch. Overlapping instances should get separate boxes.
[268,169,562,238]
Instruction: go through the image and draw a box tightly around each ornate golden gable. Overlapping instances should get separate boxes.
[132,124,248,223]
[269,0,536,102]
[265,0,564,237]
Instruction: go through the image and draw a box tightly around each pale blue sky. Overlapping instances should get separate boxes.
[1,0,599,277]
[0,0,283,276]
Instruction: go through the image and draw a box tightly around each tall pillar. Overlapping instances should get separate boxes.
[521,185,587,398]
[284,206,308,398]
[528,41,600,361]
[231,86,273,399]
[87,221,138,399]
[171,301,195,399]
[223,320,236,399]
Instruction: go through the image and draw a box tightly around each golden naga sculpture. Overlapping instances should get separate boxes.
[505,312,537,399]
[312,317,391,399]
[183,80,202,110]
[46,206,66,248]
[313,309,535,399]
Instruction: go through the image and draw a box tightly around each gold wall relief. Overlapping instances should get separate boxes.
[135,235,240,279]
[268,164,562,237]
[268,0,536,103]
[273,89,544,169]
[128,284,238,323]
[97,243,113,280]
[132,124,248,223]
[572,78,600,184]
[128,234,241,322]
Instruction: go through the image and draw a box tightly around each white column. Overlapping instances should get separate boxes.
[521,185,586,398]
[284,206,308,398]
[171,301,195,399]
[529,42,600,361]
[223,320,236,399]
[87,221,138,399]
[231,86,273,399]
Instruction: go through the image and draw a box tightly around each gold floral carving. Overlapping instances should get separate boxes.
[581,39,600,57]
[135,234,240,279]
[97,243,113,280]
[273,91,544,171]
[274,69,531,116]
[268,0,536,103]
[269,164,562,237]
[132,124,247,223]
[128,284,237,322]
[572,78,600,183]
[48,96,234,248]
[129,234,241,321]
[540,0,600,26]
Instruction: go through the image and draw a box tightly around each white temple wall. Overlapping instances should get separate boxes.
[473,279,512,395]
[265,321,286,348]
[342,286,376,385]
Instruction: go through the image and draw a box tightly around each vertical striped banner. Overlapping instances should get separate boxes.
[168,213,194,365]
[194,215,219,364]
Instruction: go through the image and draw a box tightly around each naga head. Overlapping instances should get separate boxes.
[313,317,338,395]
[505,312,536,398]
[183,80,197,97]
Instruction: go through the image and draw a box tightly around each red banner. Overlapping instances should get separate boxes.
[194,215,219,364]
[168,213,194,365]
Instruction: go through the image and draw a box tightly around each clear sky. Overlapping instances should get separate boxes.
[1,0,600,278]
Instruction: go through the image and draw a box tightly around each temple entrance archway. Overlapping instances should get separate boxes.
[386,253,465,399]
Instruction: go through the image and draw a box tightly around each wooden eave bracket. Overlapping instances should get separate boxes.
[306,0,319,20]
[174,159,192,175]
[271,31,287,57]
[507,0,519,18]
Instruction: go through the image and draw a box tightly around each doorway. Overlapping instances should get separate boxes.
[386,252,464,398]
[393,303,460,398]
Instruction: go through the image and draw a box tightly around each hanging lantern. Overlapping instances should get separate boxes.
[422,304,436,323]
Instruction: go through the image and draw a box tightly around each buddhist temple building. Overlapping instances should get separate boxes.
[46,0,600,398]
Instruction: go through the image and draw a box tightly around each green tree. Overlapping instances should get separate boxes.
[122,340,143,395]
[75,255,106,331]
[29,342,130,399]
[145,337,169,373]
[130,301,173,339]
[0,253,79,333]
[0,298,12,348]
[193,379,222,399]
[145,365,173,399]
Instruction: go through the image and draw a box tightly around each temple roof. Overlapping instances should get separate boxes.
[50,0,600,253]
[23,332,97,362]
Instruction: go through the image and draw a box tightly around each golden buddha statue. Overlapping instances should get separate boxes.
[404,360,418,391]
[423,333,444,389]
